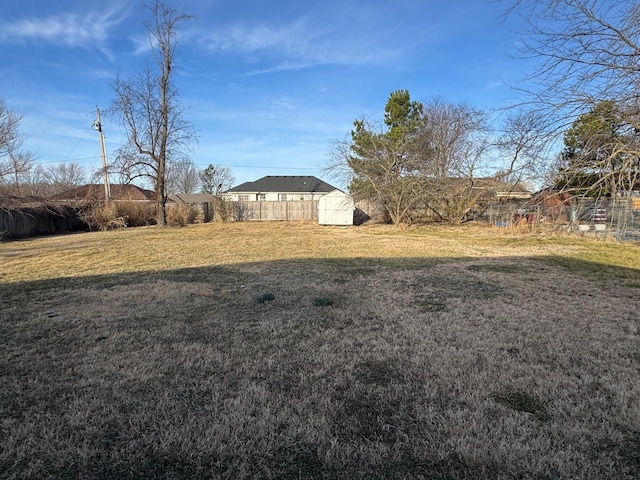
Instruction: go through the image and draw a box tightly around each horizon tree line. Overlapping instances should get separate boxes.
[0,154,237,199]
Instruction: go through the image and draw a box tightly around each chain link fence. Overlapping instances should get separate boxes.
[481,197,640,242]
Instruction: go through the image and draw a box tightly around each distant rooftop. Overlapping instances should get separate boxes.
[50,184,156,202]
[227,175,338,194]
[169,193,217,204]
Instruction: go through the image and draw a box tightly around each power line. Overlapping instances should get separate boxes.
[191,163,320,170]
[27,158,322,171]
[29,156,103,165]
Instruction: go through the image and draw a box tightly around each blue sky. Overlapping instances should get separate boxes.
[1,0,528,188]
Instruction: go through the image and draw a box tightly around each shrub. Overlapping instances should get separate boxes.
[116,201,156,227]
[194,208,205,224]
[166,204,197,227]
[213,197,235,222]
[80,202,127,231]
[233,202,249,222]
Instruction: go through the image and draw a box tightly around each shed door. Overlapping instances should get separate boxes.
[319,194,353,225]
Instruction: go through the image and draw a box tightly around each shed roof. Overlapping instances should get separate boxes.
[227,175,338,194]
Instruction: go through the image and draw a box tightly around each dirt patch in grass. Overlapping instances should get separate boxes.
[492,391,551,421]
[1,223,640,479]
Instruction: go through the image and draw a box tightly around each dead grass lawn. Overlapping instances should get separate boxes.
[1,222,639,479]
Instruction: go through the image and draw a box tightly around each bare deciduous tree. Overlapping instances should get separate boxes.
[0,99,38,194]
[166,158,200,195]
[503,0,640,196]
[1,151,37,195]
[22,165,49,197]
[45,162,87,194]
[110,1,194,226]
[200,164,236,195]
[417,98,496,223]
[495,107,553,190]
[0,99,23,161]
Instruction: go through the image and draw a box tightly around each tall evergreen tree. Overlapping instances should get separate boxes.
[557,101,637,196]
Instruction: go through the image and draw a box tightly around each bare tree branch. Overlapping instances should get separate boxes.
[166,158,200,195]
[503,0,640,197]
[200,164,236,195]
[326,93,536,225]
[109,1,194,226]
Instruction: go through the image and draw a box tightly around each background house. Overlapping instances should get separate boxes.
[223,175,355,224]
[224,175,338,202]
[470,178,533,202]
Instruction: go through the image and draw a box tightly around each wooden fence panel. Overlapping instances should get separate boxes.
[233,201,318,221]
[0,206,87,240]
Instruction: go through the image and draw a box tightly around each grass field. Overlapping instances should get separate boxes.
[1,221,639,479]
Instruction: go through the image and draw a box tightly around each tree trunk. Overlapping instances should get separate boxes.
[156,164,166,226]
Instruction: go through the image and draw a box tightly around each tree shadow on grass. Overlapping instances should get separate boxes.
[1,255,639,479]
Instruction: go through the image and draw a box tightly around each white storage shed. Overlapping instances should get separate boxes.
[318,190,354,226]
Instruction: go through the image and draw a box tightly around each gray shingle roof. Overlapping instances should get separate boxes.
[227,176,338,194]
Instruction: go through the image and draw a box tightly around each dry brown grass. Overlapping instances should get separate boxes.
[1,221,639,479]
[166,204,198,227]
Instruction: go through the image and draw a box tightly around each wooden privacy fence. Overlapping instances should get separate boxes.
[233,201,319,221]
[0,206,87,240]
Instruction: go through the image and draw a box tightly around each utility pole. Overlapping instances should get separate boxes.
[92,106,111,200]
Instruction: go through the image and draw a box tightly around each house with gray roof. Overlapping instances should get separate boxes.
[224,175,339,202]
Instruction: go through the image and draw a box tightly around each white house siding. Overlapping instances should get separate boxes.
[226,192,327,202]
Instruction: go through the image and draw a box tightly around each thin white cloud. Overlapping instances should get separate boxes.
[241,61,325,76]
[0,7,127,50]
[129,33,151,56]
[200,16,403,73]
[485,81,506,90]
[204,18,311,54]
[271,97,297,110]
